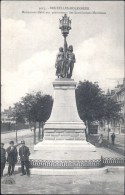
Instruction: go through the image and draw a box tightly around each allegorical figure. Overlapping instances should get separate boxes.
[6,141,18,176]
[66,45,76,78]
[55,45,76,78]
[55,47,64,78]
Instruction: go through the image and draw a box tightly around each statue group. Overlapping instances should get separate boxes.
[55,45,76,79]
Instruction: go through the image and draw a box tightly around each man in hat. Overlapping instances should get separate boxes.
[6,141,18,176]
[1,143,6,177]
[19,141,30,176]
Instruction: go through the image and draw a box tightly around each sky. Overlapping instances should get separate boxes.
[1,1,124,110]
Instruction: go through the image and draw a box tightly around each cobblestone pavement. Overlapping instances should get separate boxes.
[1,169,124,194]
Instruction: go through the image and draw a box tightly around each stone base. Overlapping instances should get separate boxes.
[32,140,99,161]
[44,124,85,140]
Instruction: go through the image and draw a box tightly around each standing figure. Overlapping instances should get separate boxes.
[19,141,30,176]
[6,141,18,176]
[111,132,115,145]
[98,134,103,147]
[55,47,64,78]
[66,45,76,78]
[85,129,89,142]
[1,143,6,177]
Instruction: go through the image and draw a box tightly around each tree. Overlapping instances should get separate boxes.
[12,102,25,123]
[12,91,53,143]
[76,80,121,135]
[11,102,26,143]
[103,97,121,140]
[30,92,53,140]
[76,80,105,133]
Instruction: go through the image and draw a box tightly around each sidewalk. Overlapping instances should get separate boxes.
[88,133,124,157]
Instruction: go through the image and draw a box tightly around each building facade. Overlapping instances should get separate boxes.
[109,78,125,134]
[1,106,15,124]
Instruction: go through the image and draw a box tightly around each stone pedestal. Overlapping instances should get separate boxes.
[44,79,86,140]
[33,78,97,160]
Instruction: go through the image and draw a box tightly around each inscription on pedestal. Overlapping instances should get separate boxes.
[44,129,85,140]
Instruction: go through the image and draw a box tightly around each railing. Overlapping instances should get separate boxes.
[29,159,101,169]
[103,157,125,166]
[16,156,125,169]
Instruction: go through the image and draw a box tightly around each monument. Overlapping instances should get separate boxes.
[33,14,98,160]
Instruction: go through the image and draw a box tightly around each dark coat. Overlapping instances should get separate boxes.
[19,146,30,161]
[6,146,18,163]
[1,148,6,163]
[111,134,115,141]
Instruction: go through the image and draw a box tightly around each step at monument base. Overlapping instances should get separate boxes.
[30,168,108,175]
[34,140,96,152]
[31,140,100,161]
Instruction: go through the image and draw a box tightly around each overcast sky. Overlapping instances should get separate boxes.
[1,1,124,110]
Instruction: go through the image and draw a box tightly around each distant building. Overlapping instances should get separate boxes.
[108,78,125,134]
[1,106,29,132]
[1,106,16,124]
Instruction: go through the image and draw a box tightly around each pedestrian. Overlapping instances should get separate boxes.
[85,129,89,142]
[111,132,116,145]
[19,141,30,176]
[1,143,6,177]
[98,134,103,147]
[6,141,18,176]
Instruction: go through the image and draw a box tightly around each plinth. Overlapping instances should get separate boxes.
[44,79,86,140]
[34,78,96,156]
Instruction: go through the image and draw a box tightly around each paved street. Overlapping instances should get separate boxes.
[1,169,124,194]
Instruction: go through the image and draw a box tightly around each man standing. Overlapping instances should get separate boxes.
[19,141,30,176]
[6,141,18,176]
[1,143,6,177]
[111,132,116,145]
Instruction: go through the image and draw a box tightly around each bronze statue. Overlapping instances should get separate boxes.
[66,45,76,78]
[56,15,76,79]
[55,45,76,79]
[55,47,64,78]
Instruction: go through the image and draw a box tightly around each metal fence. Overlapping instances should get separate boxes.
[103,157,125,166]
[16,156,125,169]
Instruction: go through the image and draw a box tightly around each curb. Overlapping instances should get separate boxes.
[3,165,124,176]
[30,167,108,175]
[107,166,124,172]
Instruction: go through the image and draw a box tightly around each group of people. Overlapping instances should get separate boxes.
[1,140,30,177]
[55,45,76,78]
[98,132,116,146]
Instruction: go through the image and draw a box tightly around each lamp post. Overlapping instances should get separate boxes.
[59,14,71,60]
